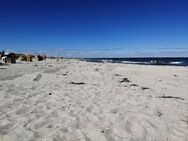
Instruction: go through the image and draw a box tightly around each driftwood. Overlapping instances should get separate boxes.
[141,87,150,90]
[70,82,85,85]
[158,95,184,100]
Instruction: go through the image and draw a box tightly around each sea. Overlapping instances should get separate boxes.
[83,57,188,66]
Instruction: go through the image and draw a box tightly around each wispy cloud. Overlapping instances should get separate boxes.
[8,46,188,58]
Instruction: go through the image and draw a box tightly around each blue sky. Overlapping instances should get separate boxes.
[0,0,188,57]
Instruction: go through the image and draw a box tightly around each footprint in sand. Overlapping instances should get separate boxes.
[109,112,167,140]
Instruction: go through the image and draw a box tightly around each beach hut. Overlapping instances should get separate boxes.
[32,55,44,61]
[1,56,7,63]
[18,55,27,61]
[26,55,34,62]
[2,52,16,64]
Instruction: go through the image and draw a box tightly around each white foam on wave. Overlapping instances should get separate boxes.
[122,61,149,64]
[170,61,182,64]
[101,59,113,63]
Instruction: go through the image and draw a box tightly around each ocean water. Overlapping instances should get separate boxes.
[84,57,188,66]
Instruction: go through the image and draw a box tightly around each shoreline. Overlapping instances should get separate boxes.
[84,58,188,69]
[83,60,188,67]
[82,57,188,67]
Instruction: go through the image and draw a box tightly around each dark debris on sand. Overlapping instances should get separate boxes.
[141,87,150,90]
[158,95,184,100]
[95,68,100,71]
[130,84,138,87]
[114,74,121,76]
[156,110,162,117]
[62,72,68,76]
[120,78,130,83]
[69,82,85,85]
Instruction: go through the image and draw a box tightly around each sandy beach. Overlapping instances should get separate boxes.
[0,59,188,141]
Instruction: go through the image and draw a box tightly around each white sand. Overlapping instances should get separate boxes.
[0,59,188,141]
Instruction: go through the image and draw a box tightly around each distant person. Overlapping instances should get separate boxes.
[56,57,59,62]
[2,50,5,56]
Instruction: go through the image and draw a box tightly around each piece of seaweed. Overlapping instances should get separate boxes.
[70,82,85,85]
[158,95,184,100]
[120,78,130,83]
